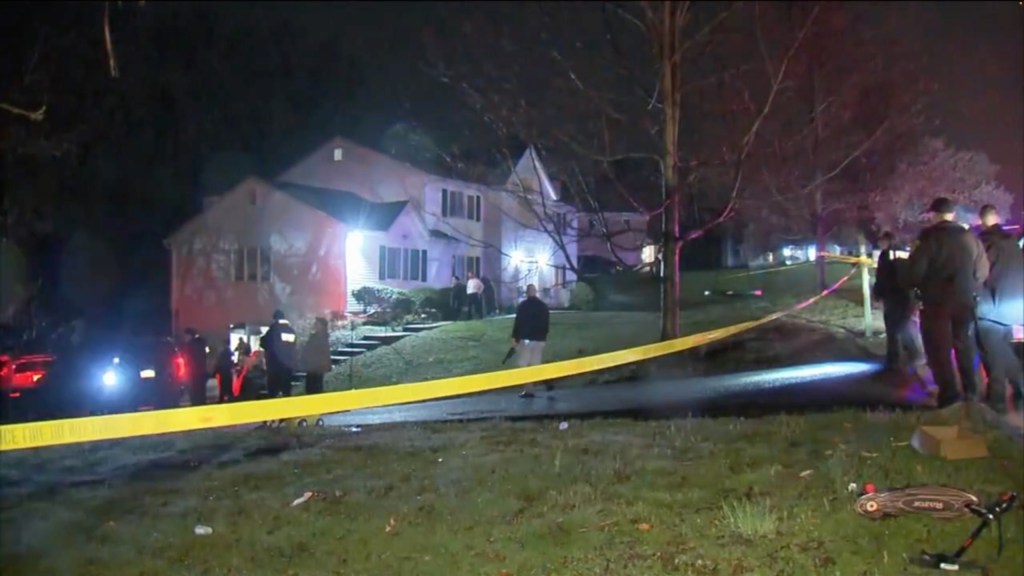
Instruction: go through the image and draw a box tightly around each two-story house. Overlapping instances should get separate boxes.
[575,211,653,272]
[164,137,576,338]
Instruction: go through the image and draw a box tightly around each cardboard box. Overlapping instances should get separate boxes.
[911,424,989,460]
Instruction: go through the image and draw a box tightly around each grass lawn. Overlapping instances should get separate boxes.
[326,263,876,390]
[2,410,1021,575]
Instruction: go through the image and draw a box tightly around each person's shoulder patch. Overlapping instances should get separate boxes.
[281,333,296,343]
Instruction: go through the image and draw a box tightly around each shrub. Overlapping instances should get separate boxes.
[407,287,451,321]
[352,286,409,312]
[569,281,597,311]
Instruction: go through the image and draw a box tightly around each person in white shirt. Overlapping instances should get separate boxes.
[466,272,484,319]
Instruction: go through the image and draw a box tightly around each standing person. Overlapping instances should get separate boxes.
[184,328,209,406]
[466,272,484,320]
[301,317,332,395]
[905,197,989,408]
[260,309,297,398]
[975,204,1024,411]
[450,276,466,321]
[481,276,497,317]
[872,232,924,371]
[512,283,551,398]
[214,339,235,403]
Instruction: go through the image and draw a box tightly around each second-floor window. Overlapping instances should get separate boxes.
[554,265,567,288]
[441,188,482,222]
[378,246,428,282]
[233,246,271,283]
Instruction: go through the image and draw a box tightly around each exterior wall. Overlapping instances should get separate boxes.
[170,178,347,339]
[497,189,577,309]
[576,212,649,267]
[345,207,445,312]
[276,137,430,205]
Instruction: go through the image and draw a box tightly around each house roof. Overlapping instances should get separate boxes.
[275,181,408,232]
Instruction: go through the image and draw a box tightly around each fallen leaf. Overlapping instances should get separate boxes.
[498,571,513,576]
[636,522,653,532]
[798,469,814,478]
[891,441,909,447]
[385,516,398,534]
[860,451,879,458]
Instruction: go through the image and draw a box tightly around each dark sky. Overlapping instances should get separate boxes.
[285,1,1023,206]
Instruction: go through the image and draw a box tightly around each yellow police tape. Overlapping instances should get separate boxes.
[0,267,861,452]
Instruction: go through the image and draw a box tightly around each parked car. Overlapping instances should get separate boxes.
[0,353,56,420]
[33,337,188,418]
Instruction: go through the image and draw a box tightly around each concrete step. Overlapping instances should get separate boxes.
[403,322,452,333]
[331,348,366,358]
[349,340,384,351]
[363,332,414,344]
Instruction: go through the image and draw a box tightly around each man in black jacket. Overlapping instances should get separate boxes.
[512,284,550,398]
[975,205,1024,411]
[905,197,989,408]
[873,232,924,371]
[260,309,297,398]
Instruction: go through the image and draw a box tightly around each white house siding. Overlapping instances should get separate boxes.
[497,191,576,309]
[345,207,441,312]
[276,136,432,204]
[169,178,348,340]
[576,212,649,267]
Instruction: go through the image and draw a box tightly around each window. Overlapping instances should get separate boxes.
[554,265,567,287]
[441,188,482,222]
[378,245,428,282]
[333,147,344,161]
[451,255,481,279]
[552,212,568,234]
[233,246,272,283]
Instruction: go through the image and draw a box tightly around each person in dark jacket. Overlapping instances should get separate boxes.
[450,276,466,321]
[905,197,990,408]
[301,317,332,395]
[260,309,297,398]
[975,204,1024,411]
[214,339,235,403]
[511,284,551,398]
[481,276,497,317]
[872,232,924,371]
[184,328,210,406]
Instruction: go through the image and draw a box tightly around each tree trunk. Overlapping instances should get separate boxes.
[813,188,827,292]
[659,1,681,340]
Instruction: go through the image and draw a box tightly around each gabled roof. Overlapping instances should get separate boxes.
[275,181,407,232]
[505,146,560,202]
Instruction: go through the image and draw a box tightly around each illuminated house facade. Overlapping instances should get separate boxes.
[164,137,576,337]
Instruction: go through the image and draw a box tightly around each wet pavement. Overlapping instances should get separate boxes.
[322,360,928,426]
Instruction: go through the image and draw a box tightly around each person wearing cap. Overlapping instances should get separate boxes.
[905,197,989,408]
[975,204,1024,411]
[259,309,298,398]
[872,231,924,371]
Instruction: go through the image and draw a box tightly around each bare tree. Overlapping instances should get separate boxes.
[740,2,930,289]
[426,2,814,339]
[869,137,1016,237]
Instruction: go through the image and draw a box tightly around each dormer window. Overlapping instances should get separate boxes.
[333,147,344,162]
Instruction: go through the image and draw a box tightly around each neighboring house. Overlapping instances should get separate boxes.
[165,137,577,338]
[575,211,653,270]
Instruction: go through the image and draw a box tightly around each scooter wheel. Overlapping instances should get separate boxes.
[297,419,308,427]
[315,418,325,427]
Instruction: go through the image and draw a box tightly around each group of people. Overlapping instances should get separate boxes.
[873,197,1023,411]
[182,310,333,405]
[450,273,498,320]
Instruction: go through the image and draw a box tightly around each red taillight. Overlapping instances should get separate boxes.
[173,354,188,381]
[12,371,45,389]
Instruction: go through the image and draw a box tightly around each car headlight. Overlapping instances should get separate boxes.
[102,369,118,387]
